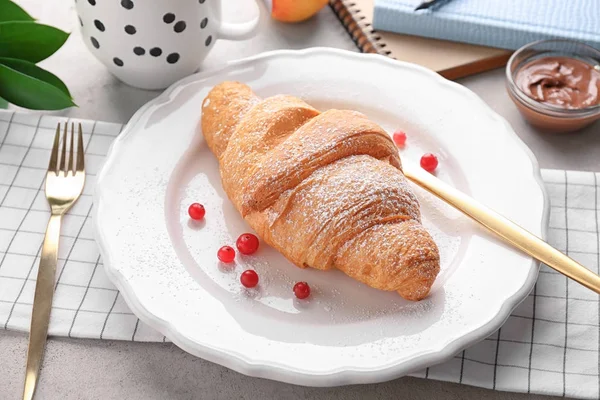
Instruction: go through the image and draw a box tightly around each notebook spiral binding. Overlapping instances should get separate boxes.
[329,0,393,57]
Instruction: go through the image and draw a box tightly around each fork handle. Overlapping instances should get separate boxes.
[404,166,600,294]
[23,214,61,400]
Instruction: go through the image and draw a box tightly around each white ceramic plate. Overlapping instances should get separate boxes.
[95,48,549,386]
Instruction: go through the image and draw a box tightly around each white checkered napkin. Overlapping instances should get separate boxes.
[0,111,599,398]
[0,112,165,342]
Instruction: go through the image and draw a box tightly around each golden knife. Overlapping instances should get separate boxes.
[403,163,600,294]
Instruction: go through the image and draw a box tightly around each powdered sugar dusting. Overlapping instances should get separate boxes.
[266,155,424,271]
[201,82,440,301]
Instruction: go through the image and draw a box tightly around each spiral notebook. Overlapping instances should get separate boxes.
[329,0,511,80]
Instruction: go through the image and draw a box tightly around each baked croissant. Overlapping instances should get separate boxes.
[201,82,440,301]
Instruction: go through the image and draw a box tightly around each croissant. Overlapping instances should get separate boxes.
[201,81,440,301]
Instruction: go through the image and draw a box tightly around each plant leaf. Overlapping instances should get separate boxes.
[0,21,69,63]
[0,0,34,22]
[0,96,8,109]
[0,57,71,97]
[0,63,75,110]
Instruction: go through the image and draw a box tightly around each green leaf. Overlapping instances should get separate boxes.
[0,63,75,110]
[0,96,8,109]
[0,21,69,63]
[0,57,71,97]
[0,0,34,22]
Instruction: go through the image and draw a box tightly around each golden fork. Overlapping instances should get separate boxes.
[403,164,600,294]
[22,123,85,400]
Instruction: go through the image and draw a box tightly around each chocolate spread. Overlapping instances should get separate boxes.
[515,56,600,109]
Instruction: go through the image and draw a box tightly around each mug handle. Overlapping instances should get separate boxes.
[217,1,260,40]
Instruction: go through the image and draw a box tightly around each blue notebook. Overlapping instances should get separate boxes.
[373,0,600,51]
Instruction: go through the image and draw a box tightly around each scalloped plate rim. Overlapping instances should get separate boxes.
[93,47,549,387]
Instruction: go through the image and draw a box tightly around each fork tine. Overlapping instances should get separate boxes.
[77,123,85,172]
[68,123,75,173]
[59,123,67,174]
[48,124,61,172]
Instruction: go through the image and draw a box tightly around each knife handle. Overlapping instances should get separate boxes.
[23,214,61,400]
[403,165,600,294]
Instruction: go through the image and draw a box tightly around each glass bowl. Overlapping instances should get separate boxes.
[506,39,600,133]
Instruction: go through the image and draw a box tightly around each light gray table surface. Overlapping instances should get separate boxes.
[1,1,598,399]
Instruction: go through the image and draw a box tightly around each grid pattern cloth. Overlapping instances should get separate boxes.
[0,111,598,398]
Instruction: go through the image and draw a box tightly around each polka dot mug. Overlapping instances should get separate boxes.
[76,0,260,90]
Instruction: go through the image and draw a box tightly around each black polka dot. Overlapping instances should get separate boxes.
[150,47,162,57]
[88,0,96,5]
[163,13,175,24]
[94,20,105,31]
[113,57,124,67]
[166,53,180,64]
[79,17,84,27]
[121,0,134,9]
[174,21,186,33]
[200,18,208,29]
[133,46,145,55]
[205,35,212,47]
[199,0,205,3]
[124,25,136,34]
[90,37,99,49]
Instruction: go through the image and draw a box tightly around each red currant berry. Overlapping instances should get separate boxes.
[236,233,260,255]
[420,153,438,172]
[240,270,259,288]
[393,131,406,147]
[188,203,205,220]
[293,281,311,299]
[217,246,235,263]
